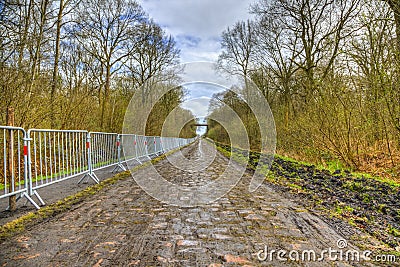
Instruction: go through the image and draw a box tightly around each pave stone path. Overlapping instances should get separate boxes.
[0,140,379,266]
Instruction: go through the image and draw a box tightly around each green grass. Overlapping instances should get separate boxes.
[275,154,313,167]
[334,203,354,216]
[387,224,400,238]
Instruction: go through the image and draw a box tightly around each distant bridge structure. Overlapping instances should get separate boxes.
[194,124,208,135]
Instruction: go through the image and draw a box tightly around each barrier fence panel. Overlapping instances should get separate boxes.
[90,132,118,171]
[155,137,162,155]
[146,136,156,156]
[173,138,179,149]
[28,129,88,205]
[112,135,127,172]
[79,132,118,184]
[135,135,150,161]
[0,126,38,209]
[161,137,167,152]
[171,138,177,149]
[114,134,140,171]
[169,138,174,151]
[171,138,177,150]
[119,134,137,163]
[1,124,196,210]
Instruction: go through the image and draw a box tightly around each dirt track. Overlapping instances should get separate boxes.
[0,140,391,266]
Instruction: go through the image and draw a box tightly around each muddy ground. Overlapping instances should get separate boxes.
[216,143,400,249]
[0,140,397,266]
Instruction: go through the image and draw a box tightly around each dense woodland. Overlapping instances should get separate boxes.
[209,0,400,177]
[0,0,195,137]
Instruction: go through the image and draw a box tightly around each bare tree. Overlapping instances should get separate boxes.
[217,20,256,80]
[73,0,145,129]
[253,14,301,126]
[50,0,77,127]
[252,0,361,98]
[126,20,180,104]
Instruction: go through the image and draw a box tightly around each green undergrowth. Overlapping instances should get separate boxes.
[211,139,400,189]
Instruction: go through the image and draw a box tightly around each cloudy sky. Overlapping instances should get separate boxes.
[139,0,255,62]
[138,0,254,134]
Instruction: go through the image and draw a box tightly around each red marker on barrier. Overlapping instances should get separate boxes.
[86,142,90,149]
[117,141,120,147]
[24,145,28,156]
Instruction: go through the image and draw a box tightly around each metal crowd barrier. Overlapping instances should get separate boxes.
[28,129,88,205]
[155,137,163,155]
[135,135,150,162]
[146,136,156,156]
[0,126,38,209]
[117,134,139,170]
[161,137,173,151]
[0,126,196,210]
[78,132,118,184]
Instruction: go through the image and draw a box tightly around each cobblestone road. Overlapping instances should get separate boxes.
[0,140,379,266]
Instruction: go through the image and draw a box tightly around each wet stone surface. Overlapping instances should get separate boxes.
[0,140,383,266]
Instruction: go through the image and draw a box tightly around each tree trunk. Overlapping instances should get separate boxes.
[387,0,400,52]
[21,0,49,126]
[6,108,16,212]
[18,0,34,68]
[51,0,65,129]
[101,64,111,129]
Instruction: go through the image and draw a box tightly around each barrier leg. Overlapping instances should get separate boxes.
[112,135,126,173]
[78,133,99,184]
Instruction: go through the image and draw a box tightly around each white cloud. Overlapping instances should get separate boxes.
[183,82,226,99]
[139,0,255,62]
[181,96,211,118]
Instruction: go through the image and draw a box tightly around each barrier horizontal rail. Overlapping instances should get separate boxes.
[0,125,197,210]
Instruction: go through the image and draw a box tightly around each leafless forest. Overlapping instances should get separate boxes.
[1,0,400,176]
[210,0,400,177]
